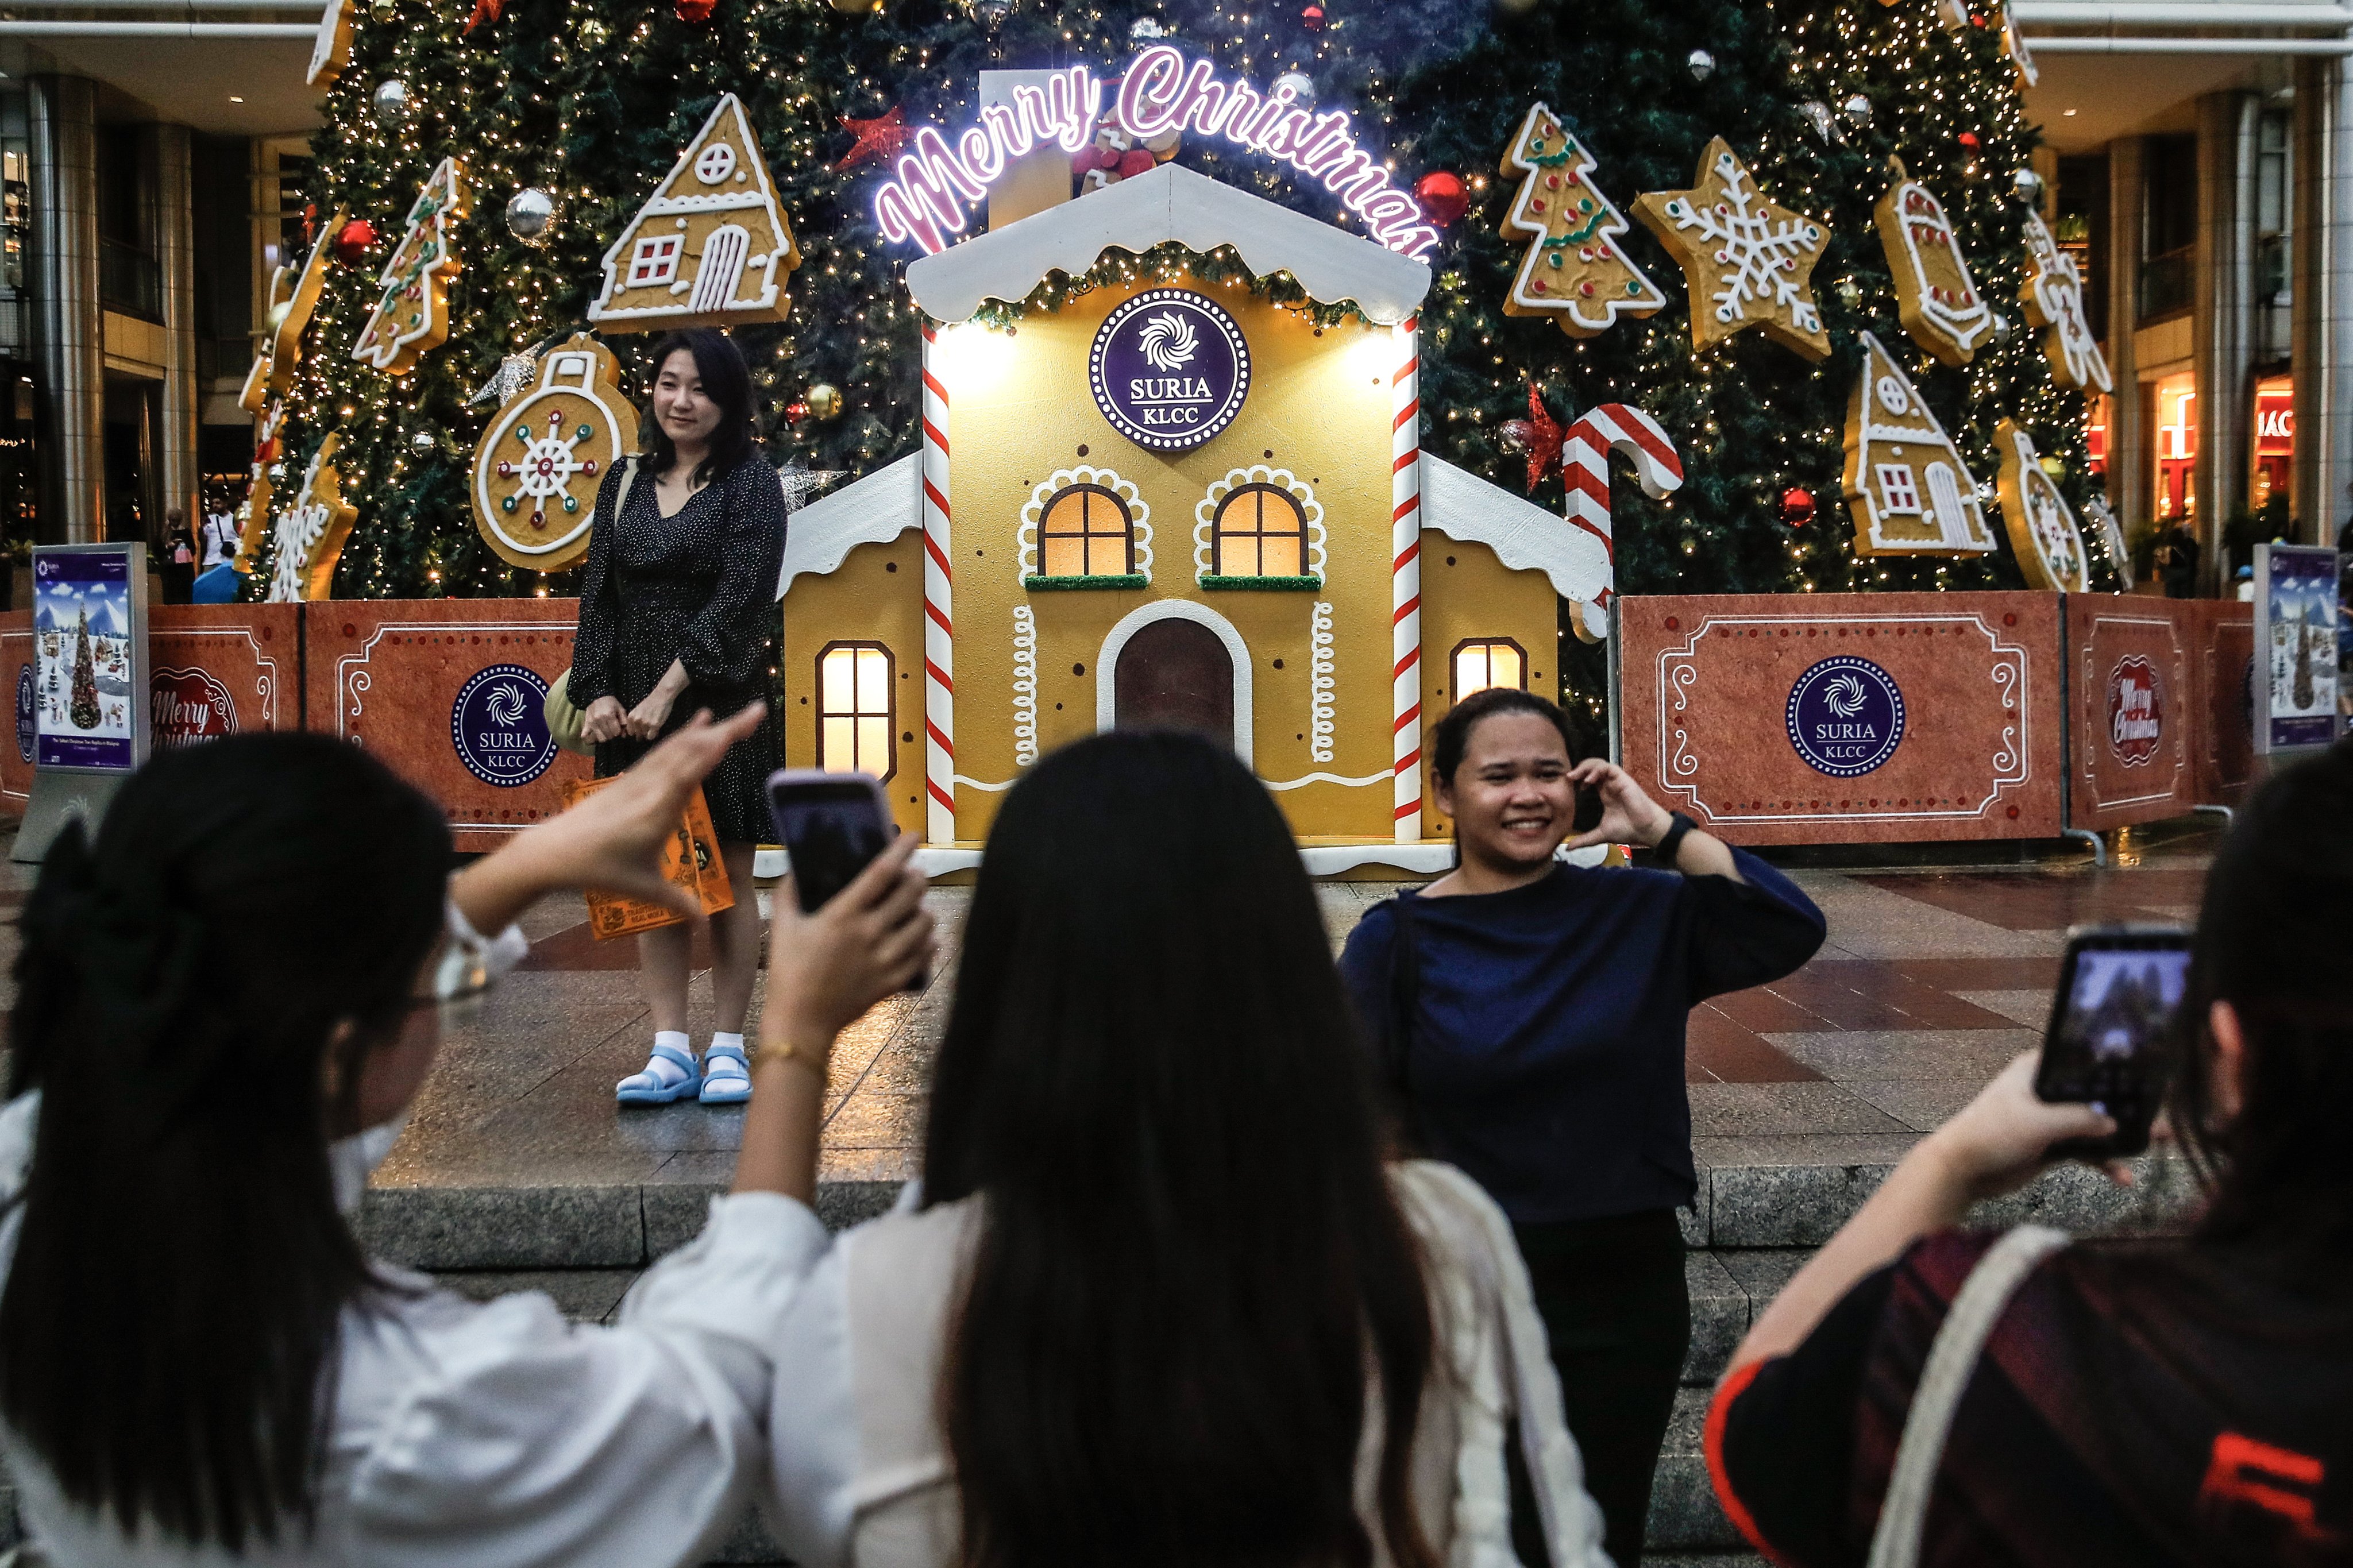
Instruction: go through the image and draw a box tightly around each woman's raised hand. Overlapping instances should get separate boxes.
[1919,1051,2127,1202]
[1561,758,1676,852]
[581,694,629,746]
[762,833,935,1046]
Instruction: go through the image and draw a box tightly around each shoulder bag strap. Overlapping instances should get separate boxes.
[612,454,639,519]
[1864,1224,2070,1568]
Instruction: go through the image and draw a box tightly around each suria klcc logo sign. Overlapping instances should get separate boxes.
[1090,289,1251,451]
[450,663,556,787]
[871,48,1441,258]
[1786,656,1906,777]
[2107,655,2163,766]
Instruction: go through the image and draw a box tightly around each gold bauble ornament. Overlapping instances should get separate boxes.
[805,382,843,420]
[828,0,880,14]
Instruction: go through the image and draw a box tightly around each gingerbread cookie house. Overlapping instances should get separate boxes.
[778,164,1671,871]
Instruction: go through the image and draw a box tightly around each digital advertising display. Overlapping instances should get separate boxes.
[32,546,148,773]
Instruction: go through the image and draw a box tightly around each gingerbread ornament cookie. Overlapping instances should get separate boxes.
[266,433,360,604]
[239,214,341,415]
[1874,157,1993,367]
[471,333,640,571]
[1498,103,1664,338]
[589,94,800,333]
[307,0,354,88]
[1634,138,1830,361]
[2019,210,2110,394]
[1842,332,1996,557]
[1993,419,2091,593]
[233,401,285,571]
[352,158,469,375]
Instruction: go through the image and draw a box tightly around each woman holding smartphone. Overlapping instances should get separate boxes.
[570,327,788,1109]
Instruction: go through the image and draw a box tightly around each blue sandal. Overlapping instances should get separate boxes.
[616,1042,701,1106]
[699,1042,752,1105]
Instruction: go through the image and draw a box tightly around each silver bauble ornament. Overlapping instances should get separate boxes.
[506,187,556,245]
[267,462,287,481]
[368,0,395,18]
[372,79,410,125]
[974,0,1010,22]
[410,430,435,454]
[1799,101,1835,144]
[1992,312,2013,345]
[1129,14,1166,36]
[1686,48,1715,82]
[2011,167,2045,204]
[1272,71,1315,107]
[1834,277,1862,310]
[1841,93,1872,129]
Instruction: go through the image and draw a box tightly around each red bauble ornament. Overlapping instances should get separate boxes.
[784,401,811,426]
[1116,147,1157,179]
[674,0,713,22]
[333,219,377,264]
[1414,171,1468,226]
[1780,486,1816,526]
[1957,131,1981,151]
[1300,3,1325,26]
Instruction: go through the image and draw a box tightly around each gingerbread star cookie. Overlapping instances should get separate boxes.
[1634,138,1830,361]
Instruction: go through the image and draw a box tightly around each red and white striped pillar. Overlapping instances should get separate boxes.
[1390,315,1424,843]
[919,324,956,844]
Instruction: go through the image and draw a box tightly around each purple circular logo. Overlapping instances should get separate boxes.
[450,663,556,787]
[1786,656,1905,777]
[1089,288,1251,451]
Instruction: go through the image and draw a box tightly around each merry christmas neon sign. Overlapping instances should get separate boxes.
[873,48,1440,259]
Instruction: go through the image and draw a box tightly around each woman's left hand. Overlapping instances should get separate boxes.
[625,661,691,740]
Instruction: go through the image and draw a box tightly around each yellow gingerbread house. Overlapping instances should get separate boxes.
[778,164,1641,872]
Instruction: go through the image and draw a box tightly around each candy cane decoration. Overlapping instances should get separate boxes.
[1561,402,1682,643]
[1390,316,1424,841]
[920,324,955,841]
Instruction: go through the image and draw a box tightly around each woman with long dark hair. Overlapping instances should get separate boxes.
[0,706,935,1565]
[745,731,1610,1568]
[570,326,788,1108]
[1708,741,2353,1566]
[1337,686,1826,1568]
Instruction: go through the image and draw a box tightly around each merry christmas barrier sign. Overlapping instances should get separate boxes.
[2065,597,2193,832]
[1619,593,2063,845]
[2193,600,2256,809]
[303,600,589,850]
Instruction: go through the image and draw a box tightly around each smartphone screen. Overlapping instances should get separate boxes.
[2034,928,2192,1159]
[766,773,893,914]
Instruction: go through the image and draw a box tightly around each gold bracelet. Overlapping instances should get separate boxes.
[753,1039,828,1079]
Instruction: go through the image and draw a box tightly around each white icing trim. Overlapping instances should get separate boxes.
[1011,606,1039,766]
[1419,453,1599,603]
[1263,769,1387,790]
[1094,599,1253,765]
[904,162,1431,326]
[1016,465,1151,581]
[776,454,921,598]
[1308,600,1336,763]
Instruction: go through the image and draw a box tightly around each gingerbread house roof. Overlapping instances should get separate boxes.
[777,453,918,597]
[904,163,1430,326]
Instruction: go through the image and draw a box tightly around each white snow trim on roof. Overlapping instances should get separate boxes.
[1421,453,1609,609]
[776,453,920,599]
[905,163,1432,326]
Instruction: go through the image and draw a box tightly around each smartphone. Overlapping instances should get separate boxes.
[2032,925,2192,1160]
[765,768,896,913]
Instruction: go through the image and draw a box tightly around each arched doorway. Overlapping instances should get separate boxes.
[1113,616,1235,746]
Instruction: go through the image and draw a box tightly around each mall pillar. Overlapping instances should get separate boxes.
[2105,138,2148,535]
[156,123,199,541]
[2294,56,2353,545]
[28,75,102,545]
[2194,90,2256,589]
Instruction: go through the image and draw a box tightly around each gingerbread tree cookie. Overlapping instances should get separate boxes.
[1497,103,1664,338]
[589,94,800,333]
[1634,138,1830,362]
[2019,210,2110,394]
[352,159,469,374]
[471,333,641,571]
[1842,333,1996,557]
[238,214,341,415]
[266,433,360,603]
[1993,419,2091,593]
[307,0,354,87]
[1874,157,1993,367]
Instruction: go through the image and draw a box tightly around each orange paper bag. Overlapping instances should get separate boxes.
[562,777,736,939]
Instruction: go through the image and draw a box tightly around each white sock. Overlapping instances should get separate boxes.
[707,1032,747,1075]
[641,1030,693,1087]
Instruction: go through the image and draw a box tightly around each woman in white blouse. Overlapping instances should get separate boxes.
[743,731,1611,1568]
[0,704,934,1567]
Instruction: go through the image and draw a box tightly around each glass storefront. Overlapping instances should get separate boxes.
[2252,374,2293,512]
[2154,372,2197,524]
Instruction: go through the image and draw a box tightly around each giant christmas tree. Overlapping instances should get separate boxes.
[267,0,2104,728]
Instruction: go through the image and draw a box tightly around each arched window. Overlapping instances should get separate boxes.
[816,642,894,781]
[1211,484,1309,579]
[1451,638,1526,700]
[1039,484,1136,578]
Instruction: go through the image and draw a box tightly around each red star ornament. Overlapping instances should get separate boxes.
[1521,381,1565,493]
[463,0,502,32]
[838,106,915,172]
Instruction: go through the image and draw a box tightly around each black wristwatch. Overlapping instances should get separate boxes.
[1650,812,1696,867]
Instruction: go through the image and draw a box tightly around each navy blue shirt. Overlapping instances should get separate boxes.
[1337,853,1825,1225]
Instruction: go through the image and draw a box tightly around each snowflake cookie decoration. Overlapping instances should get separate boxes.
[266,433,359,604]
[471,333,641,571]
[353,158,470,374]
[1497,102,1664,338]
[1873,157,1993,368]
[2019,210,2111,394]
[1841,332,1995,557]
[1993,419,2090,593]
[1634,138,1830,361]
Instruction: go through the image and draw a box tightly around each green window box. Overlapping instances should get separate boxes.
[1024,573,1150,591]
[1198,574,1324,592]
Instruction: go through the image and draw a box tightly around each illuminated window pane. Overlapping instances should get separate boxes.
[821,716,857,773]
[1452,640,1526,700]
[858,717,890,770]
[1214,484,1308,578]
[1039,484,1132,577]
[855,647,889,711]
[821,648,855,712]
[816,643,895,780]
[1261,533,1303,577]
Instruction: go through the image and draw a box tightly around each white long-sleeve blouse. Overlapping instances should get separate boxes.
[0,1090,824,1568]
[759,1160,1613,1568]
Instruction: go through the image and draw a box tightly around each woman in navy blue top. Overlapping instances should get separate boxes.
[1338,688,1824,1567]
